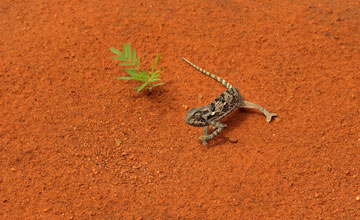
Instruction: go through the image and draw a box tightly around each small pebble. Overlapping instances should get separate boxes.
[229,138,238,143]
[356,196,360,201]
[183,104,189,110]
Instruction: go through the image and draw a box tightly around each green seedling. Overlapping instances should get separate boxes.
[111,43,164,93]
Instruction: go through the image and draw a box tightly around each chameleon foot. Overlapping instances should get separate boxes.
[266,113,278,123]
[199,135,209,145]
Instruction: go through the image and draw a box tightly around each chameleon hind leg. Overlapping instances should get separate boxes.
[239,101,277,123]
[199,121,227,145]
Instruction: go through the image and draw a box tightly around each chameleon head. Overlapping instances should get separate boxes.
[185,106,212,127]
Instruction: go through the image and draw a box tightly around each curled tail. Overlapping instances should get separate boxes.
[182,57,233,89]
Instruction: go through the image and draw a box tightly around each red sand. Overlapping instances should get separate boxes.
[1,0,359,219]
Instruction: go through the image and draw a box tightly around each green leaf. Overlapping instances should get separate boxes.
[137,82,149,93]
[132,48,136,65]
[126,43,131,62]
[153,72,161,77]
[149,78,161,82]
[131,73,146,80]
[111,56,124,61]
[117,76,133,80]
[137,70,148,77]
[127,43,132,62]
[151,64,155,73]
[148,83,164,89]
[150,71,161,80]
[154,54,161,66]
[123,43,130,61]
[152,75,160,80]
[111,47,126,61]
[131,77,147,82]
[110,48,123,56]
[152,69,160,75]
[123,44,127,59]
[136,57,140,70]
[133,71,149,81]
[125,68,137,76]
[118,63,132,66]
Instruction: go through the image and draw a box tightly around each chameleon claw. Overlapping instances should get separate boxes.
[199,136,208,145]
[266,113,278,123]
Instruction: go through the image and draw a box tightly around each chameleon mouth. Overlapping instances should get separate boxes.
[185,108,206,127]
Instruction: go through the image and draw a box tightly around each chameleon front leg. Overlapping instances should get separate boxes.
[199,121,227,145]
[201,125,209,145]
[239,101,278,123]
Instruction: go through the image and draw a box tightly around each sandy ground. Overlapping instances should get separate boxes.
[1,0,359,219]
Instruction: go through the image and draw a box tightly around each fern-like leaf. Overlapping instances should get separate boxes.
[111,43,164,93]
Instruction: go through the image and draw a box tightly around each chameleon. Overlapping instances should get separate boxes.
[182,57,278,145]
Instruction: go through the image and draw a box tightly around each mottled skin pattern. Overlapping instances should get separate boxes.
[183,57,278,145]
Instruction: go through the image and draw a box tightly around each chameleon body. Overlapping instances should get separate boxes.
[183,57,277,145]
